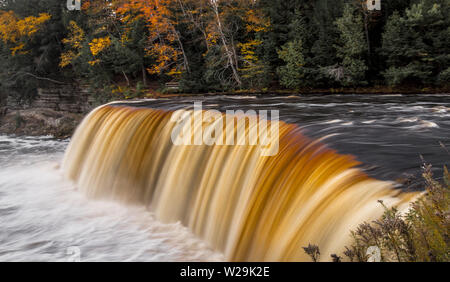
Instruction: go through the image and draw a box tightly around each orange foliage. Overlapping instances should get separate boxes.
[0,11,51,56]
[115,0,184,76]
[245,8,270,33]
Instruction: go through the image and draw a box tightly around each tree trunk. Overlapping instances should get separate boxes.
[364,13,371,56]
[177,0,209,51]
[122,70,130,86]
[174,29,191,74]
[142,65,147,87]
[230,36,239,71]
[211,2,242,87]
[361,2,371,56]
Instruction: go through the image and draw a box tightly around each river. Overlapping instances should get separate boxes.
[0,94,449,261]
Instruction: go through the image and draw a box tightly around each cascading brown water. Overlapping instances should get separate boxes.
[62,104,415,261]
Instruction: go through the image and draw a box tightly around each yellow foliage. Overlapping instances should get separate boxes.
[89,36,112,56]
[0,11,50,56]
[0,11,51,42]
[0,11,19,43]
[238,39,262,61]
[20,13,51,37]
[60,21,85,68]
[167,68,182,77]
[120,32,129,45]
[88,59,101,66]
[238,39,265,80]
[10,43,26,56]
[205,25,219,47]
[111,86,124,94]
[59,51,77,68]
[245,9,270,33]
[62,21,85,49]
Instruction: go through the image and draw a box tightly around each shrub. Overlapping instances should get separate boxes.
[304,163,449,262]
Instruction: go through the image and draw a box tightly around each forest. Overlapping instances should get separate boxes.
[0,0,449,103]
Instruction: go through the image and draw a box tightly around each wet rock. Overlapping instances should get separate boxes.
[0,108,83,138]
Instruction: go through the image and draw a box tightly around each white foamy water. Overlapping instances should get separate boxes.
[0,136,223,262]
[322,119,343,124]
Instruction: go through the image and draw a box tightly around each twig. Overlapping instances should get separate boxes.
[16,72,65,85]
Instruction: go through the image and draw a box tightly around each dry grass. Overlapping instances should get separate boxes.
[304,162,449,262]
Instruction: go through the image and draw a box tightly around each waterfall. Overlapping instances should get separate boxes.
[62,104,415,261]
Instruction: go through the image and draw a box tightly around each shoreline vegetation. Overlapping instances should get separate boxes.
[1,0,449,106]
[149,85,450,98]
[1,88,449,138]
[304,162,449,262]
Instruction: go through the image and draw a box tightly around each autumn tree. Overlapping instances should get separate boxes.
[198,0,271,90]
[59,0,118,90]
[0,0,62,103]
[205,0,243,88]
[237,2,271,89]
[115,0,190,80]
[2,0,449,101]
[60,0,153,97]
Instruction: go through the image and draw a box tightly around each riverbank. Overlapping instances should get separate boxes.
[0,108,84,139]
[156,85,450,97]
[1,88,449,138]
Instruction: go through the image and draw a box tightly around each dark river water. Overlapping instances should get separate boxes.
[0,93,448,261]
[118,93,450,187]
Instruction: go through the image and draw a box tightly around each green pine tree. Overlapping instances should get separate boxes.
[277,39,306,89]
[381,0,450,86]
[334,3,368,86]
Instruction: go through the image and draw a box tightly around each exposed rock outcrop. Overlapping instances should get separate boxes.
[0,108,84,138]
